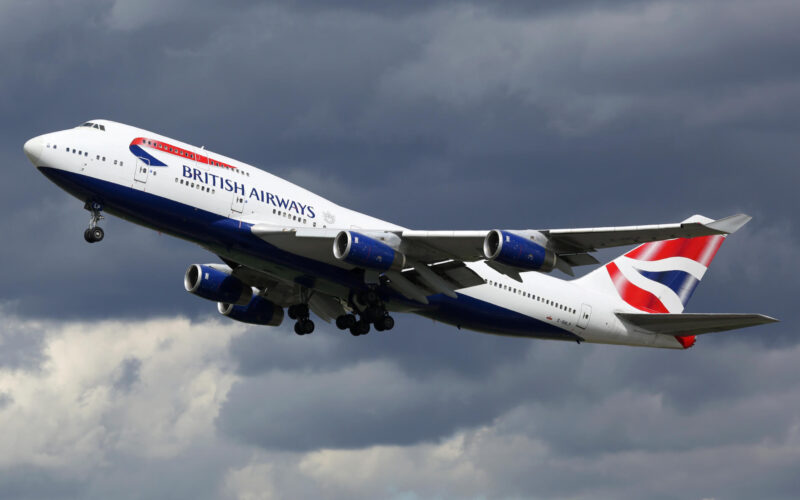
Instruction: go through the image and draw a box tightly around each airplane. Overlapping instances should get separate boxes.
[23,119,777,349]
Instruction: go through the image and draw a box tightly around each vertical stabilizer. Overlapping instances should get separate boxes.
[576,215,744,314]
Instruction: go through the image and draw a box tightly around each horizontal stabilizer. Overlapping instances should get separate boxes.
[616,312,778,336]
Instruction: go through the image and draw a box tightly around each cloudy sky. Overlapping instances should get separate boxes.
[1,0,798,498]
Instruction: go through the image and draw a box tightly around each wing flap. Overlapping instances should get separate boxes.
[616,312,778,336]
[400,260,485,296]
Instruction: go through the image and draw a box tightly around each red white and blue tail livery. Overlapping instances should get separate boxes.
[24,120,777,349]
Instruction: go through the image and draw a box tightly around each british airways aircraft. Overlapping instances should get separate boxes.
[24,119,777,348]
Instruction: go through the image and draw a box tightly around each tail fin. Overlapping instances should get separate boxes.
[577,214,749,314]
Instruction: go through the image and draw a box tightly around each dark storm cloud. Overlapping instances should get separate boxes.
[229,314,529,379]
[219,325,800,454]
[1,0,799,499]
[2,0,797,326]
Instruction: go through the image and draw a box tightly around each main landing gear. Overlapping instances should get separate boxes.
[335,289,395,337]
[83,201,105,243]
[288,303,315,335]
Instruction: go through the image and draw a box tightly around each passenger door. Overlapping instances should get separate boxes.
[134,158,149,185]
[577,303,592,329]
[231,193,245,215]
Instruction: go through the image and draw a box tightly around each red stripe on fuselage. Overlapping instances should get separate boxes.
[130,137,238,170]
[625,235,724,266]
[606,262,670,313]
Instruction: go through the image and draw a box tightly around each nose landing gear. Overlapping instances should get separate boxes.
[83,201,105,243]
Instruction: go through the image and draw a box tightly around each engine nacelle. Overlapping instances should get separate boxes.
[483,230,557,272]
[184,264,252,306]
[217,296,284,326]
[333,231,405,271]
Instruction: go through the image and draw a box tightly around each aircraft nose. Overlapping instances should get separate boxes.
[23,135,44,166]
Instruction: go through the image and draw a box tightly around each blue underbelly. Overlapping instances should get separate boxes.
[38,166,581,342]
[423,293,582,341]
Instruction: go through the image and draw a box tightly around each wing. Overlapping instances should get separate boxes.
[399,214,749,265]
[250,225,485,304]
[616,312,779,336]
[249,214,748,302]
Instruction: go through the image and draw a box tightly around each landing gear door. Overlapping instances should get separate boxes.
[134,158,149,184]
[231,193,245,215]
[577,303,592,329]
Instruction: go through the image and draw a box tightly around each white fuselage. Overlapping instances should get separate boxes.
[25,119,687,349]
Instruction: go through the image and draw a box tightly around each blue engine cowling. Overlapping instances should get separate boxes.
[217,296,284,326]
[333,231,405,271]
[483,230,557,272]
[184,264,252,306]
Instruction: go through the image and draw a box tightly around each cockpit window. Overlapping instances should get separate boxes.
[81,122,106,131]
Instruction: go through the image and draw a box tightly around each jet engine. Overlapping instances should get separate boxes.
[333,231,405,271]
[218,295,284,326]
[184,264,252,305]
[483,230,557,272]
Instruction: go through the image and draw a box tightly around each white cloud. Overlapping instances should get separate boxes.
[0,314,242,470]
[0,309,797,499]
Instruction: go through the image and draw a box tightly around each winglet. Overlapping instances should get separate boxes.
[706,213,752,235]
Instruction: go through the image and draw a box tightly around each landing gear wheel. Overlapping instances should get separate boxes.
[83,227,104,243]
[379,315,394,331]
[350,320,370,336]
[90,227,104,242]
[294,319,315,335]
[336,314,356,330]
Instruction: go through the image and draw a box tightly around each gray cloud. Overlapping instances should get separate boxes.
[0,0,798,499]
[113,357,142,393]
[0,310,48,370]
